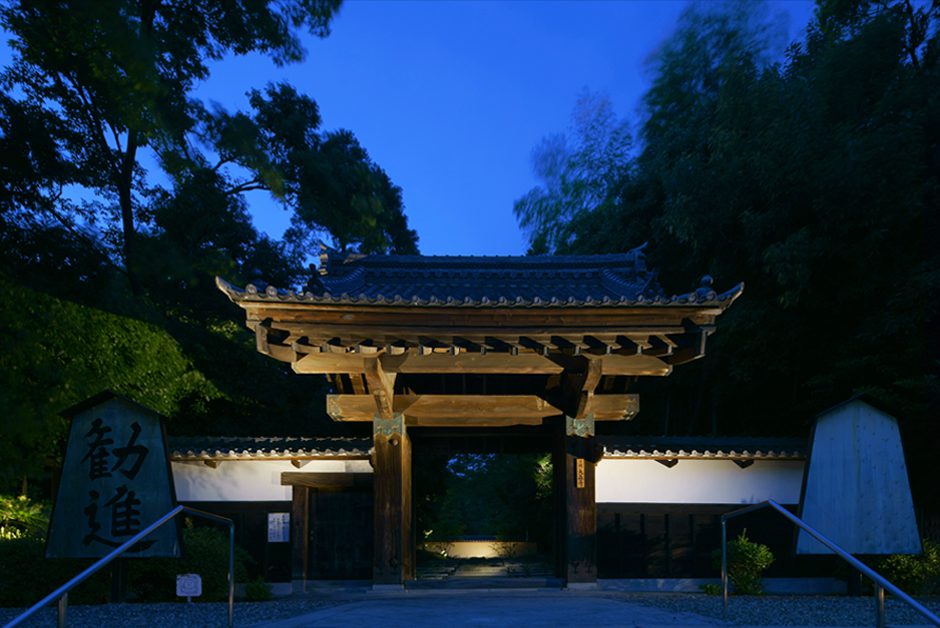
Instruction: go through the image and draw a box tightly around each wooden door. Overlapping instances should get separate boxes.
[307,487,373,579]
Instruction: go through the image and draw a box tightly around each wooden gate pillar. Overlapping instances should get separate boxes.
[560,415,598,586]
[372,413,413,586]
[290,486,309,591]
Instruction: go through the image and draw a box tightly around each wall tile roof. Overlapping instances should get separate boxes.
[600,436,806,460]
[169,436,372,461]
[168,436,804,461]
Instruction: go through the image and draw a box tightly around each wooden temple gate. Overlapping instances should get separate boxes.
[219,247,740,587]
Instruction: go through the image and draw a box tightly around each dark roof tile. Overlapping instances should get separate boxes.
[168,436,372,460]
[600,436,806,460]
[217,245,744,308]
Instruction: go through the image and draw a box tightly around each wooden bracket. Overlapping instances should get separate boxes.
[253,319,298,362]
[255,319,271,354]
[363,358,397,419]
[558,355,602,419]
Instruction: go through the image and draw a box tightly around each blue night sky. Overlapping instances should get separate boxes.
[4,1,817,256]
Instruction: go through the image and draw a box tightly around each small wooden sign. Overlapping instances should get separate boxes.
[267,512,290,543]
[576,458,586,489]
[176,573,202,598]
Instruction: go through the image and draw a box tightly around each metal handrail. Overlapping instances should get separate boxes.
[5,505,234,628]
[721,499,940,628]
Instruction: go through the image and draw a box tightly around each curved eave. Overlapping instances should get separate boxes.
[215,276,744,311]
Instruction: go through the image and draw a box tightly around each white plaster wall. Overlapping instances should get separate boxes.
[171,460,372,502]
[595,459,804,505]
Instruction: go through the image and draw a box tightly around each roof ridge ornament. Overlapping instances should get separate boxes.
[695,275,717,301]
[318,242,367,277]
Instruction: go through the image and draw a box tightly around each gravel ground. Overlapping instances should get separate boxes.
[1,593,939,627]
[0,598,341,627]
[618,592,940,626]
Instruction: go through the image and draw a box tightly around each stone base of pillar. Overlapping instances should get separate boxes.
[371,583,406,593]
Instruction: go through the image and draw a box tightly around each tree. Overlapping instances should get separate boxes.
[205,83,418,257]
[0,1,417,486]
[1,0,341,291]
[513,90,633,254]
[514,0,940,508]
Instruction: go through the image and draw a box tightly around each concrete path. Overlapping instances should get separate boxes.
[250,590,721,627]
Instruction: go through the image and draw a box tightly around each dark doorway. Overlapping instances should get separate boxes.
[411,428,559,587]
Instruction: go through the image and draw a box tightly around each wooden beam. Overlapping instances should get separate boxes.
[240,303,723,331]
[484,336,520,355]
[588,394,640,420]
[293,344,670,376]
[519,336,551,356]
[663,323,711,365]
[553,352,670,377]
[584,335,613,355]
[281,472,373,489]
[597,354,671,376]
[348,372,367,395]
[326,393,636,423]
[643,334,677,357]
[293,352,373,374]
[551,336,584,355]
[381,351,563,374]
[327,394,564,424]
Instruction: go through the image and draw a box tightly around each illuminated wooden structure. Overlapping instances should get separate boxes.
[218,246,741,586]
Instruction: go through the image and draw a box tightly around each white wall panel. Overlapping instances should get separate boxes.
[172,460,369,502]
[596,459,804,504]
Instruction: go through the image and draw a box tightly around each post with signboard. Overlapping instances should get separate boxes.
[46,392,180,599]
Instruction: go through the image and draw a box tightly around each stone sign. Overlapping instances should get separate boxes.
[46,392,180,558]
[797,395,921,555]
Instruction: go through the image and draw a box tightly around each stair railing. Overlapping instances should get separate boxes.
[5,505,234,628]
[721,499,939,628]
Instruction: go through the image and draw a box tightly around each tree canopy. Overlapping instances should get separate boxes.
[0,0,418,484]
[515,0,939,508]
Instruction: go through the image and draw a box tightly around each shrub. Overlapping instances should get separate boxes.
[877,539,940,595]
[128,524,252,602]
[0,495,48,540]
[700,583,722,595]
[713,530,774,595]
[244,577,272,602]
[0,537,110,606]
